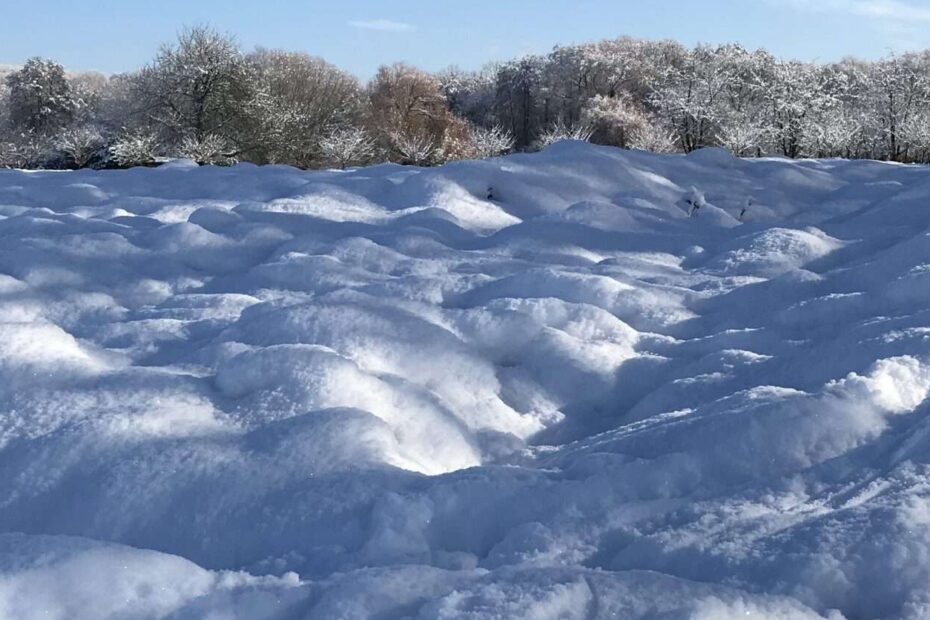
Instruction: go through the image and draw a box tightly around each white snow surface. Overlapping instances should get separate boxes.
[1,142,930,618]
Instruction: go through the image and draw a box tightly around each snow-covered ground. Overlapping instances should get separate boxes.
[1,142,930,619]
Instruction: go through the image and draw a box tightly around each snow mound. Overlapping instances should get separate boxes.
[0,534,301,620]
[706,226,844,276]
[0,321,114,384]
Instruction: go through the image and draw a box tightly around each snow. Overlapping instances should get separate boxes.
[1,141,930,618]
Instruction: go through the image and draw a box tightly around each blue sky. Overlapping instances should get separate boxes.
[3,0,930,78]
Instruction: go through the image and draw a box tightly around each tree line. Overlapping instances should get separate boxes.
[3,26,930,169]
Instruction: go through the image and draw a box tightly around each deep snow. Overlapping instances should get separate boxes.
[1,142,930,618]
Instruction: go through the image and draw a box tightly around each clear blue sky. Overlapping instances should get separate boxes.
[2,0,929,78]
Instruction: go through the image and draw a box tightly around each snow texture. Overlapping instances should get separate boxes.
[0,142,929,618]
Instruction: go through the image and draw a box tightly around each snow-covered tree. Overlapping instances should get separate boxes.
[628,117,678,153]
[5,58,75,135]
[437,115,479,162]
[56,125,105,167]
[898,110,930,162]
[0,79,11,143]
[438,64,497,126]
[581,94,647,148]
[109,129,159,167]
[177,133,234,165]
[0,141,18,168]
[494,56,545,149]
[390,130,436,166]
[67,71,109,126]
[717,114,766,156]
[869,53,930,161]
[0,131,52,169]
[130,26,255,153]
[651,45,740,152]
[247,49,362,167]
[469,124,514,158]
[319,126,376,169]
[801,105,862,158]
[535,120,593,149]
[89,73,140,136]
[11,31,930,167]
[763,60,836,158]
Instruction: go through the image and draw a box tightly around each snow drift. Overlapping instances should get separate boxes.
[1,142,930,618]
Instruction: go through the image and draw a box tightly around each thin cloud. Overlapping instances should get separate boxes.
[849,0,930,21]
[777,0,930,21]
[348,19,416,32]
[772,0,930,52]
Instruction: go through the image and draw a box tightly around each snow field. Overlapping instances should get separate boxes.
[1,142,930,617]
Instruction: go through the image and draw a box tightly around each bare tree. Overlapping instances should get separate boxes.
[367,63,461,165]
[319,126,376,169]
